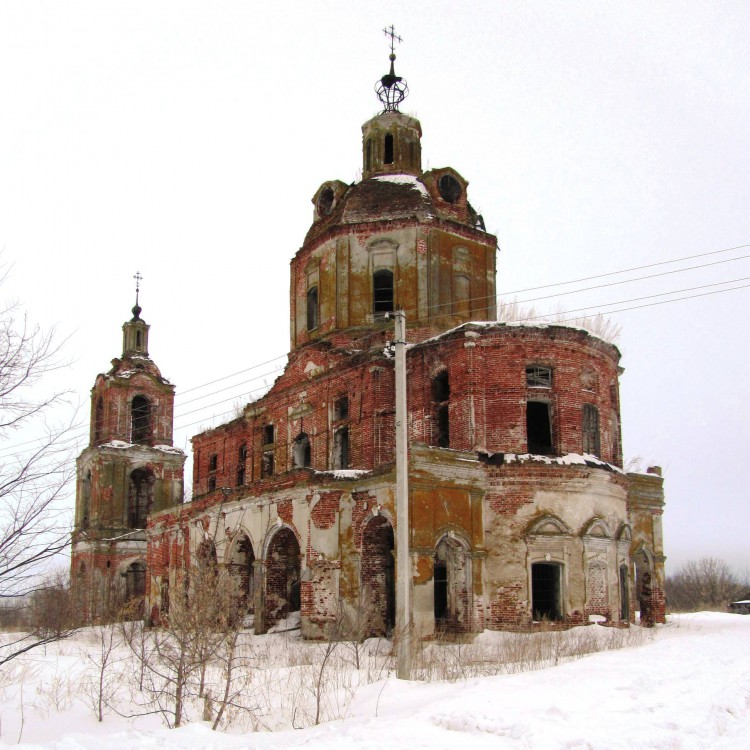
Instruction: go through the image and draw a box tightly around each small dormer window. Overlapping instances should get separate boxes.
[384,134,394,165]
[526,366,552,388]
[317,187,334,217]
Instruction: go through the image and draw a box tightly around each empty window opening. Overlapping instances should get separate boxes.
[293,433,311,469]
[208,453,218,491]
[237,444,247,486]
[582,404,601,456]
[262,424,275,446]
[94,397,105,443]
[361,516,395,637]
[373,269,394,315]
[230,535,255,616]
[131,395,151,444]
[306,285,319,331]
[619,564,630,622]
[125,561,146,602]
[526,366,552,388]
[365,138,372,171]
[333,395,349,421]
[531,562,562,621]
[265,528,301,627]
[333,427,349,470]
[384,133,394,164]
[432,370,450,448]
[261,450,275,478]
[128,468,154,529]
[136,330,142,349]
[527,401,553,454]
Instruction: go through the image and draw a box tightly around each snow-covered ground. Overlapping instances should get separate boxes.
[1,612,748,749]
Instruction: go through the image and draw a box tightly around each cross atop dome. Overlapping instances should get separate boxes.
[375,25,409,113]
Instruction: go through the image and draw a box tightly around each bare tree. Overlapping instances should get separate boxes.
[665,557,748,612]
[0,289,76,666]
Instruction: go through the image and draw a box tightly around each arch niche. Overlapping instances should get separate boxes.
[264,527,301,628]
[360,515,395,637]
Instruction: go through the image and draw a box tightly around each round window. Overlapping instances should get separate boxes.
[438,174,462,203]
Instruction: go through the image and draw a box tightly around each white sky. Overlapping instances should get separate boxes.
[1,1,748,575]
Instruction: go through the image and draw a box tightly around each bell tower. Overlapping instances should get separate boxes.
[71,275,185,621]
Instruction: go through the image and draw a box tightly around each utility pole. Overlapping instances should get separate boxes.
[392,310,411,679]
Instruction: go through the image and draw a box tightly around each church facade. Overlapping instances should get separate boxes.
[71,53,666,635]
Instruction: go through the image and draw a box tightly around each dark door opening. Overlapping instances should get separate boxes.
[532,562,562,621]
[434,560,448,621]
[527,401,553,454]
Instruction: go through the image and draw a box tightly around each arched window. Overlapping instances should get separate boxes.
[384,133,394,164]
[306,285,319,331]
[293,433,311,469]
[373,269,394,316]
[131,395,151,444]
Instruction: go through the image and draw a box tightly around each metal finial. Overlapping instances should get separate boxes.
[132,271,143,320]
[375,25,408,113]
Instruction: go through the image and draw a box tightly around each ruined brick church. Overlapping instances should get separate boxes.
[71,46,666,635]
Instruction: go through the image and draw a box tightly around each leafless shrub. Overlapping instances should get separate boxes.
[666,557,748,612]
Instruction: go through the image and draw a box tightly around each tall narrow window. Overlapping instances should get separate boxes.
[128,469,154,528]
[384,133,394,164]
[582,404,601,456]
[333,396,349,421]
[236,443,247,486]
[208,453,218,492]
[82,471,91,529]
[527,401,553,454]
[365,138,372,171]
[94,397,105,443]
[306,285,319,331]
[293,433,311,468]
[333,427,349,470]
[262,425,275,478]
[131,395,151,444]
[432,370,450,448]
[373,269,394,316]
[453,275,471,316]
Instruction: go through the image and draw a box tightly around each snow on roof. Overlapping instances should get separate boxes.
[503,452,624,474]
[315,469,372,480]
[373,173,429,196]
[97,440,184,455]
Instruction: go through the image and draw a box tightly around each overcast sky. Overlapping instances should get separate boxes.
[1,1,748,575]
